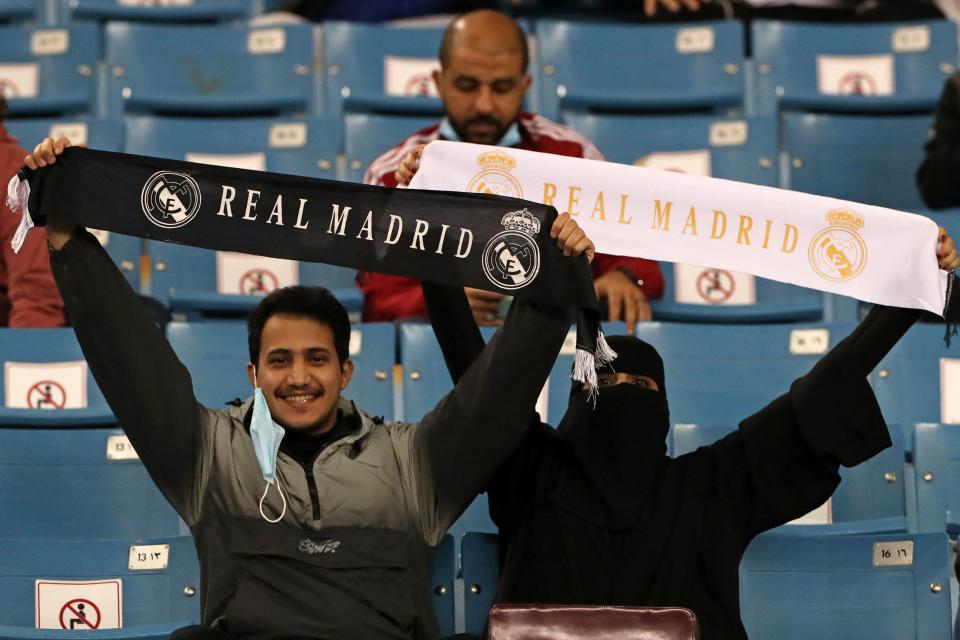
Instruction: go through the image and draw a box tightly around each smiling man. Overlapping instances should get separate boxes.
[27,136,596,640]
[361,9,664,331]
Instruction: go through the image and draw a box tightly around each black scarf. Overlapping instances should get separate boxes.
[7,147,613,384]
[553,335,671,530]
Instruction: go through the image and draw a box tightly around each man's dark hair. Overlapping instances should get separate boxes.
[439,12,529,73]
[247,286,351,367]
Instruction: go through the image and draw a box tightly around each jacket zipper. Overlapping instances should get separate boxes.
[304,464,322,521]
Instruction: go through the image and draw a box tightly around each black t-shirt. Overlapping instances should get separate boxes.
[280,410,359,468]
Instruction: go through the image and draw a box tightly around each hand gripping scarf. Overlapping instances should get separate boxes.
[6,147,615,386]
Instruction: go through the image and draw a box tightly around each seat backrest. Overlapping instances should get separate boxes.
[783,111,933,211]
[124,115,340,180]
[913,423,960,535]
[63,0,249,23]
[636,321,856,426]
[461,531,500,637]
[0,328,115,426]
[0,1,40,24]
[871,322,953,432]
[488,605,699,640]
[322,21,448,117]
[166,320,396,420]
[0,427,183,539]
[740,531,952,639]
[344,112,437,183]
[5,116,125,152]
[0,25,99,116]
[563,113,778,187]
[148,244,359,319]
[751,19,958,115]
[105,22,314,116]
[432,534,456,639]
[536,20,744,120]
[0,534,199,628]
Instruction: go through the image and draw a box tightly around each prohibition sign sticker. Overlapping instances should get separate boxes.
[27,380,67,409]
[60,598,100,629]
[239,269,279,295]
[696,269,735,304]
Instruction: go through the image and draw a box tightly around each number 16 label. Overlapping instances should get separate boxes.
[872,541,914,567]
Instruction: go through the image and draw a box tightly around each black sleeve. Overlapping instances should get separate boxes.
[709,304,921,540]
[49,230,211,524]
[420,282,556,533]
[918,73,960,209]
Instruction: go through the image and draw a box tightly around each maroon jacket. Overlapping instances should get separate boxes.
[359,112,664,322]
[0,124,65,327]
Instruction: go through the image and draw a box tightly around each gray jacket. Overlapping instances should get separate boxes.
[50,230,570,639]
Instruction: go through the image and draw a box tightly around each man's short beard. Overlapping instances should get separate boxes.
[452,114,509,145]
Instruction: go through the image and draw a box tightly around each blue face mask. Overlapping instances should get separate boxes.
[438,118,522,148]
[251,384,288,523]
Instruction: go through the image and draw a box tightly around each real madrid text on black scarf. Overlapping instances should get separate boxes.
[7,147,614,384]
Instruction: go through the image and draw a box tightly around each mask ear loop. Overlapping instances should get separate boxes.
[259,478,288,524]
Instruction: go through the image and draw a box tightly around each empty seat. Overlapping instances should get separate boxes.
[0,534,199,629]
[751,20,958,115]
[432,534,456,639]
[536,20,745,120]
[0,25,99,116]
[783,112,933,211]
[636,321,856,427]
[0,328,115,426]
[913,423,960,535]
[166,320,396,420]
[871,321,953,432]
[62,0,249,23]
[563,113,779,187]
[125,115,340,180]
[0,623,188,639]
[322,21,447,117]
[0,1,40,24]
[148,243,361,321]
[5,116,124,151]
[344,112,436,183]
[740,531,952,639]
[461,531,499,637]
[0,427,183,539]
[105,23,314,115]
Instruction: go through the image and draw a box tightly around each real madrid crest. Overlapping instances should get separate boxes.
[141,171,202,229]
[808,208,868,282]
[467,150,524,199]
[482,208,541,291]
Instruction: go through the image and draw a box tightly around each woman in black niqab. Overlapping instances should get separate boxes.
[423,264,959,639]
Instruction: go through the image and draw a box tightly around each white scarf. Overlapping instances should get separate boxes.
[410,140,950,316]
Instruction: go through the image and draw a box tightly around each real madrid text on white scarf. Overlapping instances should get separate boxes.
[410,141,954,317]
[6,147,614,385]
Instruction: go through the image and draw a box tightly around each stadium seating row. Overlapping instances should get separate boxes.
[0,0,280,26]
[0,20,956,119]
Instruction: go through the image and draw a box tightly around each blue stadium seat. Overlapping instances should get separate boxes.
[923,207,960,241]
[0,624,189,640]
[783,112,933,212]
[166,320,396,420]
[871,322,951,433]
[751,20,958,115]
[651,263,824,323]
[5,116,124,152]
[62,0,249,23]
[562,113,779,187]
[432,534,456,639]
[670,422,908,529]
[148,243,361,321]
[636,321,856,427]
[105,23,314,116]
[461,531,499,637]
[344,113,436,183]
[0,328,115,427]
[0,535,199,629]
[0,25,99,116]
[0,1,40,24]
[913,423,960,536]
[740,531,952,639]
[0,427,183,539]
[322,22,447,118]
[535,20,745,120]
[125,115,340,180]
